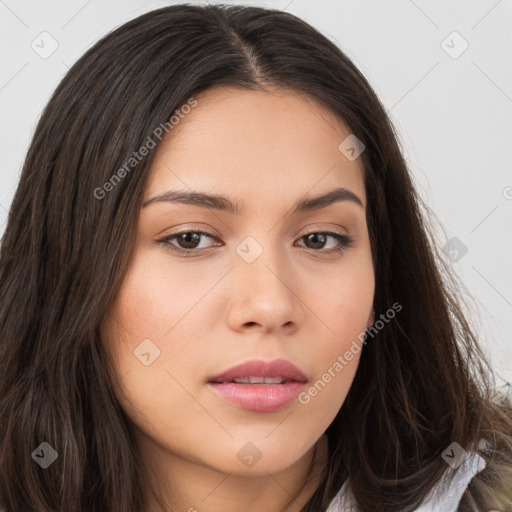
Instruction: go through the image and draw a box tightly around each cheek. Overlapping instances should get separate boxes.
[99,247,212,410]
[297,256,374,415]
[102,245,204,352]
[306,251,374,342]
[99,267,202,438]
[297,303,367,426]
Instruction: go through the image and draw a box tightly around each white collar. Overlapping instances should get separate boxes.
[326,448,486,512]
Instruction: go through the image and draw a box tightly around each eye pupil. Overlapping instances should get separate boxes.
[305,233,326,249]
[179,232,201,249]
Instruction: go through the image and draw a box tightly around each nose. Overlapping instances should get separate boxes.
[225,240,302,334]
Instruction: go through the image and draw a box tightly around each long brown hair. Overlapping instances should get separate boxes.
[1,4,511,511]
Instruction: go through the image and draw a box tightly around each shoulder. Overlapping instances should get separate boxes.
[326,448,486,512]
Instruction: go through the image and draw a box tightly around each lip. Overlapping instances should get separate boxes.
[208,358,308,384]
[207,358,308,413]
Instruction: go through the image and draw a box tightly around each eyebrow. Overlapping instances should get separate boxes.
[142,186,364,214]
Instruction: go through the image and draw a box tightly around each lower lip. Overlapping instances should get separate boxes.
[207,381,307,413]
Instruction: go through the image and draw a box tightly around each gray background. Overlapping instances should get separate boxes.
[1,0,511,383]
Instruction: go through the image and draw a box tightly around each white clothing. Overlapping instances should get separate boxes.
[326,450,486,512]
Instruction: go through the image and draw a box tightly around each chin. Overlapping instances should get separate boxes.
[201,438,312,476]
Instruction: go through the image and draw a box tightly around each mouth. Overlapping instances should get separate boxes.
[207,359,308,413]
[207,358,308,384]
[212,376,294,384]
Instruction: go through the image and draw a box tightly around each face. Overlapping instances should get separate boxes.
[100,85,375,479]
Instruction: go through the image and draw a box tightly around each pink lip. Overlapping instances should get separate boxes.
[207,359,308,413]
[207,381,307,412]
[208,358,308,383]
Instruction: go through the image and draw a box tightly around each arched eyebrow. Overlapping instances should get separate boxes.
[142,187,364,213]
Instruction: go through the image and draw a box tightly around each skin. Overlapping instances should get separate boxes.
[100,85,375,512]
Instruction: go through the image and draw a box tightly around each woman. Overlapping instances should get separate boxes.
[0,4,510,511]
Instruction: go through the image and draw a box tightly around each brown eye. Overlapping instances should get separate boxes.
[297,232,354,254]
[158,230,219,254]
[157,230,354,257]
[303,233,328,249]
[174,232,202,249]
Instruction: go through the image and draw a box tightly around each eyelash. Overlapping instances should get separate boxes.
[156,229,355,257]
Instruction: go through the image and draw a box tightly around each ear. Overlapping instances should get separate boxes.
[366,308,375,328]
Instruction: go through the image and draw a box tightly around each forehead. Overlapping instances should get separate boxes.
[145,85,366,209]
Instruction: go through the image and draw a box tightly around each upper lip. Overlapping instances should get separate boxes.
[208,358,308,383]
